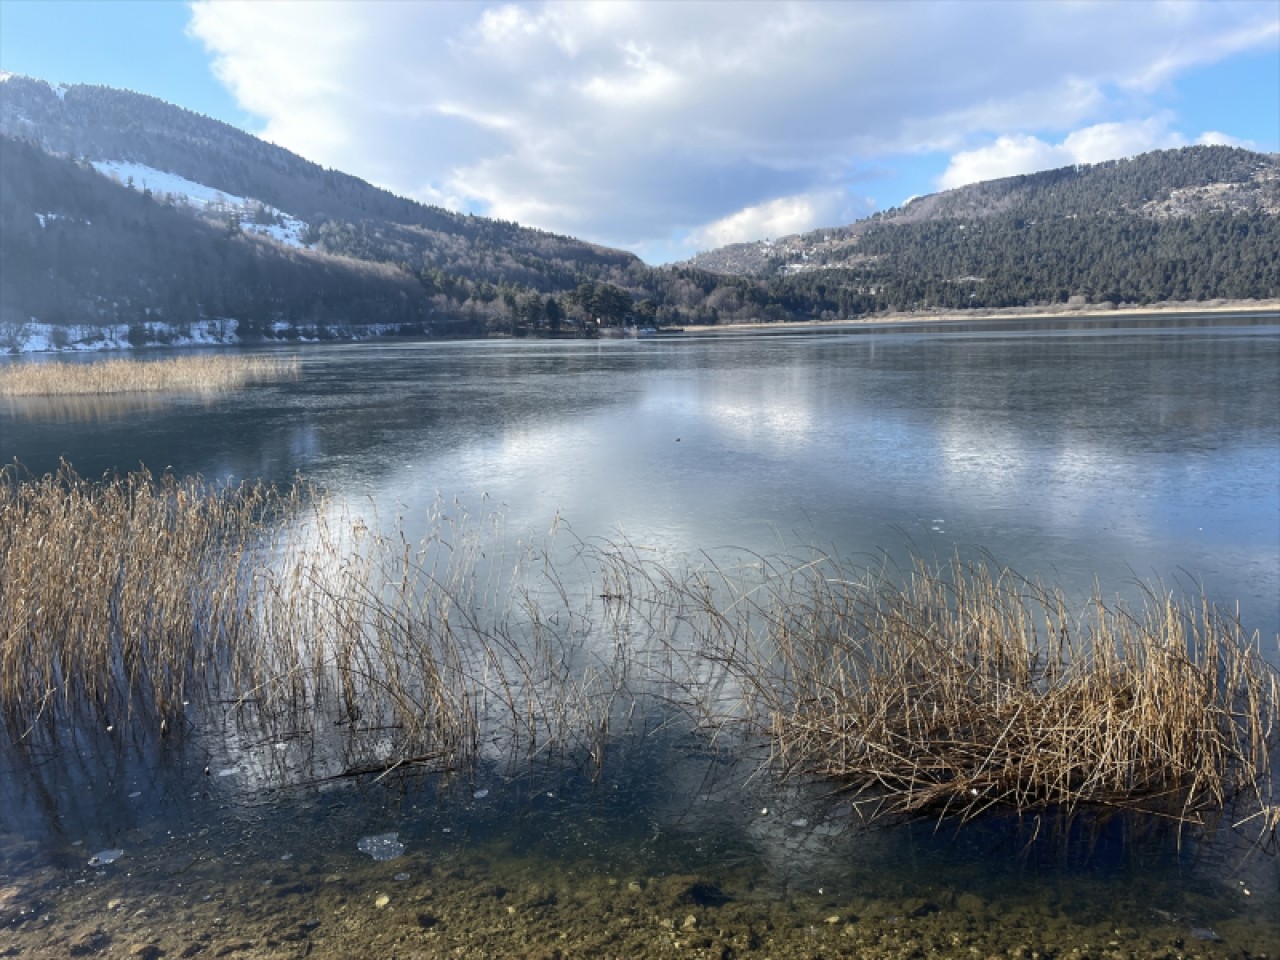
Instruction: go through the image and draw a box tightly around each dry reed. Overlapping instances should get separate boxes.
[0,354,299,397]
[0,461,293,732]
[0,463,619,777]
[1,461,1276,842]
[697,556,1279,833]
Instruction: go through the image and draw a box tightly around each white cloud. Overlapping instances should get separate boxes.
[187,0,1279,261]
[689,191,856,249]
[937,117,1198,190]
[1121,14,1280,92]
[1197,130,1257,149]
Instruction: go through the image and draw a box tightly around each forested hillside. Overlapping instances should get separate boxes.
[0,74,636,277]
[0,137,441,340]
[2,71,1277,347]
[688,146,1280,315]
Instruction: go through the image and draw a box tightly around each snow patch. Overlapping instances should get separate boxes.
[0,320,243,354]
[243,217,309,247]
[34,212,89,228]
[1,319,416,354]
[89,161,310,248]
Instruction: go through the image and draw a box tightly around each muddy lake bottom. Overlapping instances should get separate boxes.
[4,836,1276,959]
[3,754,1277,960]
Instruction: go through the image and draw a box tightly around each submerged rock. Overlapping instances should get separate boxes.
[677,880,730,907]
[68,928,110,956]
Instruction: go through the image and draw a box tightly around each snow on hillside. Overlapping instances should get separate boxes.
[89,161,310,248]
[1,319,416,354]
[1,319,243,354]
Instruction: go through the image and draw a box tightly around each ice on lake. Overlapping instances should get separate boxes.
[357,832,405,861]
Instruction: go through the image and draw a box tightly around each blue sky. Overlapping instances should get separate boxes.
[2,0,1277,263]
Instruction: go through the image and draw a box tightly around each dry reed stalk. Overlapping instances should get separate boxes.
[0,461,290,732]
[702,556,1279,833]
[0,354,300,397]
[3,460,1275,843]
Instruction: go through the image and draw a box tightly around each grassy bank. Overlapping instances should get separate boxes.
[1,461,1275,842]
[0,354,299,396]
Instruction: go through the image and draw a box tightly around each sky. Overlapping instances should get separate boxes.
[1,0,1277,264]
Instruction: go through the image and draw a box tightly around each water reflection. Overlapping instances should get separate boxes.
[2,318,1278,953]
[2,324,1275,625]
[0,391,233,423]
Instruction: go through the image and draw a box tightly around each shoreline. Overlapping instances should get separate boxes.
[4,300,1277,356]
[681,298,1280,333]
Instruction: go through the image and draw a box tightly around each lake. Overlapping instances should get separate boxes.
[2,313,1278,957]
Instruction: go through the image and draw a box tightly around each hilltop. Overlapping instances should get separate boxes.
[684,147,1279,316]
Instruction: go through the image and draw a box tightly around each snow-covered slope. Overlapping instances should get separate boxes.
[90,160,310,248]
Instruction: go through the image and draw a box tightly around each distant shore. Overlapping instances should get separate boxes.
[682,298,1280,333]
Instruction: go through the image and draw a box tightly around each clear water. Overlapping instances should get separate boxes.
[2,314,1278,956]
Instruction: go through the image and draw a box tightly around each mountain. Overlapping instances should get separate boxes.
[1,135,438,343]
[2,72,1277,349]
[688,147,1280,278]
[0,73,655,346]
[684,147,1280,314]
[0,74,638,279]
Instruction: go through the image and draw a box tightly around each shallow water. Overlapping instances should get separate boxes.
[4,315,1277,632]
[2,314,1278,956]
[3,731,1278,957]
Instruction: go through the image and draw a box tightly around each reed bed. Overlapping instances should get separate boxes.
[0,461,296,731]
[0,354,299,396]
[0,463,623,777]
[1,461,1276,842]
[697,557,1279,833]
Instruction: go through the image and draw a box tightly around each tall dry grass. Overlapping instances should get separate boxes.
[697,557,1279,833]
[0,354,299,397]
[0,461,293,732]
[1,461,1276,841]
[0,463,620,776]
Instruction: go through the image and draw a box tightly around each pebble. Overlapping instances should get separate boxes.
[375,894,391,909]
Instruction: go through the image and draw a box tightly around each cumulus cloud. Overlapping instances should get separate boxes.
[1197,130,1257,149]
[937,117,1193,190]
[187,0,1278,261]
[688,191,861,249]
